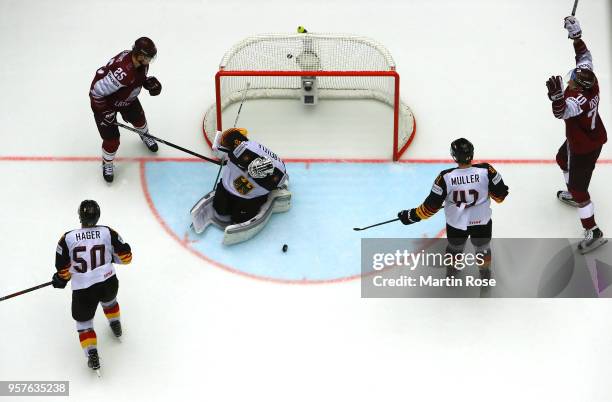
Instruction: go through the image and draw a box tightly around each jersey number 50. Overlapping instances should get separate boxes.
[72,245,106,273]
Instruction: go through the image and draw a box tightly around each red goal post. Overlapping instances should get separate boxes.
[202,33,416,161]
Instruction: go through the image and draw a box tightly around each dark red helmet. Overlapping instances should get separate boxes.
[572,67,596,90]
[133,37,157,58]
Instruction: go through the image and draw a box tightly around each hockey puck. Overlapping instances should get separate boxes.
[282,244,288,252]
[287,53,293,59]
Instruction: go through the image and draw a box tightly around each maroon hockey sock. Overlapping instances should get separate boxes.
[581,216,596,230]
[102,138,120,155]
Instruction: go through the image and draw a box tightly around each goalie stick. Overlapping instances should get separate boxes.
[213,82,251,190]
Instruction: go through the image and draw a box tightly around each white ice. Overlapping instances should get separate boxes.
[1,0,611,401]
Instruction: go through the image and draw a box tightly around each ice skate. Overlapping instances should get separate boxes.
[102,161,114,183]
[87,349,101,376]
[139,133,158,152]
[110,320,122,338]
[578,226,608,254]
[557,191,579,207]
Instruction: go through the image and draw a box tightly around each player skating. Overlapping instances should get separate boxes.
[397,139,509,279]
[89,37,162,183]
[546,16,607,254]
[52,200,132,375]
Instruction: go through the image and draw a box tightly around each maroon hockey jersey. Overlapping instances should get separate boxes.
[89,50,148,113]
[552,40,607,154]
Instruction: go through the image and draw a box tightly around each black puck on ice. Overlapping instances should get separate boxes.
[282,244,288,253]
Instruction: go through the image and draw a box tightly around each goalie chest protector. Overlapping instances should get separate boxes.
[222,140,287,199]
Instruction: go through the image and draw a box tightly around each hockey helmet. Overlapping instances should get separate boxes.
[220,128,248,150]
[450,138,474,164]
[571,67,596,90]
[78,200,101,227]
[133,37,157,59]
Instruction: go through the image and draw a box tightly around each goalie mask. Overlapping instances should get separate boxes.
[220,128,248,150]
[247,157,274,179]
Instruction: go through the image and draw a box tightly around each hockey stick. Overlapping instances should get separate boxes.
[213,82,251,190]
[353,218,400,231]
[114,122,222,165]
[233,82,251,128]
[0,281,53,302]
[571,0,579,16]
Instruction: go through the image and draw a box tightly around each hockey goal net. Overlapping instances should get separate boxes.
[202,33,416,161]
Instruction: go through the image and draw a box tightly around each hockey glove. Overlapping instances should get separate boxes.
[144,76,162,96]
[564,16,582,39]
[398,209,419,225]
[546,76,564,101]
[52,272,68,289]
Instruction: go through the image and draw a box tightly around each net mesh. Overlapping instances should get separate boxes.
[203,33,415,160]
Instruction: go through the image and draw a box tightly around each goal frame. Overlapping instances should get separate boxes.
[202,34,417,161]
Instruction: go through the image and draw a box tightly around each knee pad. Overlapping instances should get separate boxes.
[569,189,590,204]
[102,138,120,153]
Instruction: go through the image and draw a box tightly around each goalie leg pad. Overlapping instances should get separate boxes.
[190,191,232,233]
[223,189,292,246]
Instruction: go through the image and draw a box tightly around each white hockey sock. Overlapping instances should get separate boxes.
[102,148,116,163]
[578,201,594,220]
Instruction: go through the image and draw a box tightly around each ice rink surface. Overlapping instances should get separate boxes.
[1,0,612,401]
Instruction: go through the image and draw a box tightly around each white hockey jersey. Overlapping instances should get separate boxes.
[415,163,508,230]
[221,140,288,199]
[55,226,132,290]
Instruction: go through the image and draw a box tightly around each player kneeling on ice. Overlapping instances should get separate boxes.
[51,200,132,374]
[397,139,509,280]
[190,128,291,245]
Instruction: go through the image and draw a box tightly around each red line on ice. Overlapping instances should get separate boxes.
[2,155,612,164]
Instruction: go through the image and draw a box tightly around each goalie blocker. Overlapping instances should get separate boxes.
[190,128,290,245]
